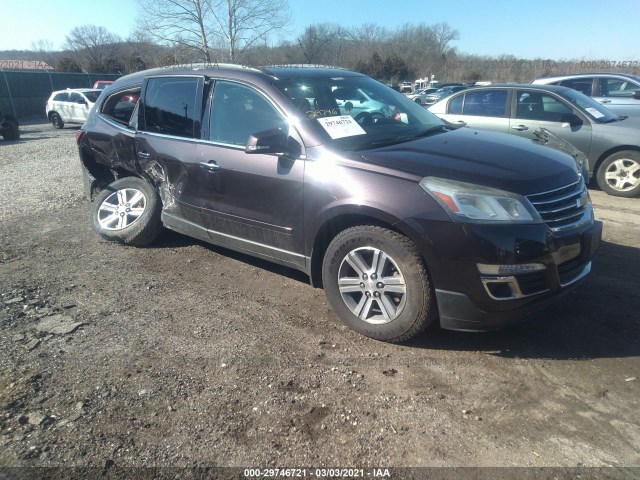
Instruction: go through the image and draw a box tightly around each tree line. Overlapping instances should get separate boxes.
[11,0,639,84]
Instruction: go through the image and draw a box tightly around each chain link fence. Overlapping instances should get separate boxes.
[0,70,121,118]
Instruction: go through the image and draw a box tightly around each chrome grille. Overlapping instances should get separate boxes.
[527,178,589,231]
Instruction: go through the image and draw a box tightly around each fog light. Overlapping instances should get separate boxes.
[477,263,546,276]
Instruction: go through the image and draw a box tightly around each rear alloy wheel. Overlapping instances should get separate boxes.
[50,113,64,129]
[91,177,162,246]
[322,226,436,343]
[596,150,640,197]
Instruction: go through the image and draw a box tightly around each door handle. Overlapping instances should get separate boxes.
[200,161,221,172]
[137,151,151,159]
[455,120,467,126]
[598,99,611,104]
[511,124,529,131]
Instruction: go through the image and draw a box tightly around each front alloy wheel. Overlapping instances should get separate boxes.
[337,247,407,324]
[596,150,640,197]
[322,226,436,343]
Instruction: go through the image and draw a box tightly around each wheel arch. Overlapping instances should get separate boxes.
[308,208,428,288]
[80,149,152,201]
[593,145,640,179]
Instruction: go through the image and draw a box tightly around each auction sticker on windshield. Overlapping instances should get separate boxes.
[317,115,366,139]
[585,107,605,118]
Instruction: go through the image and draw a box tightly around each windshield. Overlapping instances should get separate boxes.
[559,88,619,123]
[273,74,445,151]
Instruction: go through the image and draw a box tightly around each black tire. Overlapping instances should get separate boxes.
[91,177,162,246]
[596,150,640,197]
[1,122,19,140]
[322,226,437,343]
[414,98,422,105]
[50,112,64,129]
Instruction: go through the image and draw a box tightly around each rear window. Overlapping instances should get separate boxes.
[142,76,202,138]
[101,88,141,126]
[53,92,69,101]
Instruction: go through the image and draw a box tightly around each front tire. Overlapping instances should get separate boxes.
[91,177,162,246]
[322,226,437,343]
[596,150,640,197]
[50,113,64,129]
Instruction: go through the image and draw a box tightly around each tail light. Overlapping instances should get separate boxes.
[76,130,85,144]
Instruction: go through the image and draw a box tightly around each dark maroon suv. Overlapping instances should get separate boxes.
[76,64,602,343]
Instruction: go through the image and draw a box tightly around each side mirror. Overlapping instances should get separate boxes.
[560,113,582,126]
[632,90,640,100]
[245,128,289,156]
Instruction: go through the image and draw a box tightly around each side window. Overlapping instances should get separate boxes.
[516,91,572,121]
[208,81,286,146]
[54,92,69,102]
[600,78,637,97]
[560,79,593,96]
[142,77,201,138]
[101,88,141,126]
[462,90,508,117]
[448,94,463,114]
[68,92,82,103]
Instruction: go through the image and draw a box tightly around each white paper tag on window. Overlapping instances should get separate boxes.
[317,115,366,139]
[585,107,605,118]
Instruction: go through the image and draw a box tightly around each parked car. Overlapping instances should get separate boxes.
[429,84,640,197]
[532,73,640,118]
[46,88,102,128]
[406,88,439,105]
[0,107,19,140]
[93,80,115,90]
[77,64,601,343]
[423,85,468,104]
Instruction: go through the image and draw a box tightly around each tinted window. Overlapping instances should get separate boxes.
[208,81,287,146]
[101,88,141,125]
[143,77,201,138]
[54,92,69,101]
[84,91,101,102]
[69,92,83,103]
[560,78,593,96]
[516,91,572,121]
[448,94,463,114]
[600,78,640,97]
[462,90,507,117]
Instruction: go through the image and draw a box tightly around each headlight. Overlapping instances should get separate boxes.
[420,177,543,224]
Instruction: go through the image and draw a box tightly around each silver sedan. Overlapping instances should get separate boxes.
[429,84,640,197]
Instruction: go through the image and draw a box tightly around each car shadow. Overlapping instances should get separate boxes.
[407,240,640,360]
[153,228,310,284]
[154,230,639,360]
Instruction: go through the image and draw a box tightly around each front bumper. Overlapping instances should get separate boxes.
[407,218,603,331]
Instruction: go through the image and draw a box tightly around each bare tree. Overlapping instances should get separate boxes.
[432,22,459,57]
[63,25,121,72]
[29,39,56,69]
[297,23,342,64]
[136,0,214,62]
[208,0,291,62]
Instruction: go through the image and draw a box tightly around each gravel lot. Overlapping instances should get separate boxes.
[1,120,639,476]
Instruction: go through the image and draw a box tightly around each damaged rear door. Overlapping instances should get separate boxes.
[135,75,206,226]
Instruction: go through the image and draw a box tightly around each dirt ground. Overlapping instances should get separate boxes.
[1,121,639,476]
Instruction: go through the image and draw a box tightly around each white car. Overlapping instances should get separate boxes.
[406,88,439,105]
[46,88,102,128]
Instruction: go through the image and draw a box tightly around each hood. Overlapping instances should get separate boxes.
[358,127,581,195]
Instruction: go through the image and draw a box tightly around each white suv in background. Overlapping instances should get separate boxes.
[532,73,640,117]
[45,88,102,128]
